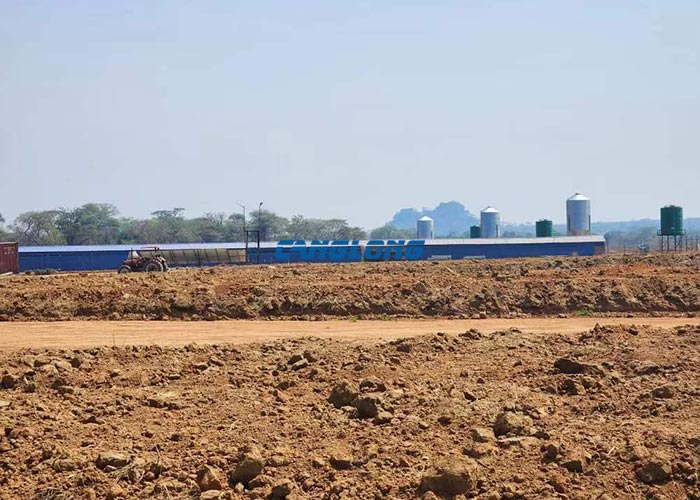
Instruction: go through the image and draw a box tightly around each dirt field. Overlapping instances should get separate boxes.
[1,253,700,321]
[1,254,700,499]
[1,323,699,499]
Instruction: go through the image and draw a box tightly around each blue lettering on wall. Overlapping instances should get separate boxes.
[275,240,425,263]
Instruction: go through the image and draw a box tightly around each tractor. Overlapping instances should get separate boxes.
[118,247,169,273]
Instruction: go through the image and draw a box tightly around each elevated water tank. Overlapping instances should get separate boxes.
[480,207,500,238]
[470,225,481,239]
[536,219,554,238]
[566,193,591,236]
[416,216,434,239]
[660,206,684,236]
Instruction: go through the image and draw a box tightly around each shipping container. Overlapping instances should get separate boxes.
[0,242,19,274]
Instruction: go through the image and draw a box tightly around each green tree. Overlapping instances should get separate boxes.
[0,212,14,242]
[285,215,367,240]
[191,213,227,242]
[146,208,195,243]
[225,213,246,242]
[12,211,66,246]
[151,207,185,219]
[286,215,316,239]
[56,204,121,245]
[115,218,142,244]
[369,223,415,239]
[248,210,289,241]
[320,219,366,240]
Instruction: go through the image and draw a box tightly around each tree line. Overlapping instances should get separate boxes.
[0,204,408,246]
[4,204,692,250]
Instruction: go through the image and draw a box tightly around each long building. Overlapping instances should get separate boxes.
[18,236,606,272]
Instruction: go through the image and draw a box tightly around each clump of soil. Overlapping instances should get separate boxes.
[1,253,700,321]
[0,324,699,498]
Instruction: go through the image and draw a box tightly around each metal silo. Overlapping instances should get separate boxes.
[480,207,500,238]
[416,216,434,239]
[566,193,591,236]
[470,225,481,238]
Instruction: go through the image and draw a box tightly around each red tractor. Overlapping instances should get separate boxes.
[118,247,169,273]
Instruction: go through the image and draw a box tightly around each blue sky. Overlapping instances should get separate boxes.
[1,1,698,228]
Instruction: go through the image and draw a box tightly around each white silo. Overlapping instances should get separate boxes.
[416,216,434,239]
[480,206,500,238]
[566,193,591,236]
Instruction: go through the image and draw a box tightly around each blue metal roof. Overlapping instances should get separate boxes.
[419,236,606,245]
[19,236,604,254]
[19,242,251,253]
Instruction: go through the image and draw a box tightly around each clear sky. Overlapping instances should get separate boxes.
[1,1,698,228]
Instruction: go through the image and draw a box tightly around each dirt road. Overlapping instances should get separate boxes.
[2,316,699,350]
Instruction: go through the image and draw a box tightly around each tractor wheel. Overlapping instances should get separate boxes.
[157,258,169,271]
[144,260,164,272]
[118,265,132,274]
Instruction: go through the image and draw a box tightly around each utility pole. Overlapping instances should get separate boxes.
[237,203,246,236]
[257,202,263,264]
[237,203,246,263]
[258,202,264,233]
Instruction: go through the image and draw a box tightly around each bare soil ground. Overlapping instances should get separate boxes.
[1,254,699,499]
[1,253,700,321]
[0,317,699,351]
[0,324,699,499]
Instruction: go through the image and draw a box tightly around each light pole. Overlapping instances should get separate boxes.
[237,203,247,263]
[236,203,246,237]
[258,202,264,239]
[257,202,264,264]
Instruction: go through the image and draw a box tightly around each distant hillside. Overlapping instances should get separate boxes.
[390,201,479,237]
[592,218,700,233]
[389,202,700,238]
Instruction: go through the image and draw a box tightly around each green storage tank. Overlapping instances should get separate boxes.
[660,206,684,236]
[535,219,554,238]
[470,225,481,238]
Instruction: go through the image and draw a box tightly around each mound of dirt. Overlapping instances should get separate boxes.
[0,324,699,499]
[1,253,699,322]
